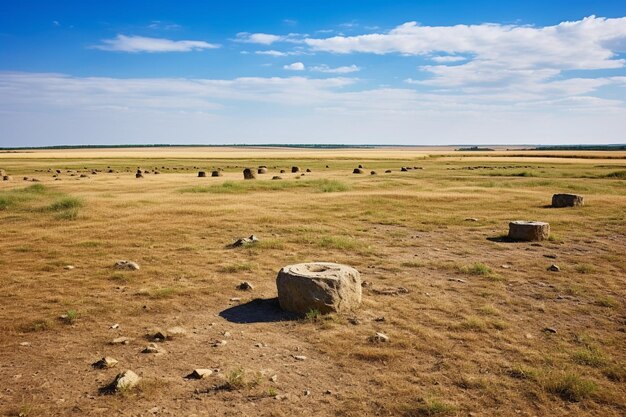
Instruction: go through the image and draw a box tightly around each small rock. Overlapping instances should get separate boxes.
[465,218,479,222]
[449,278,467,283]
[114,261,140,271]
[324,390,333,395]
[64,265,75,270]
[269,374,278,382]
[142,343,165,354]
[149,329,168,341]
[229,297,241,302]
[374,316,386,322]
[368,332,390,343]
[501,264,512,269]
[293,355,307,361]
[543,327,557,334]
[92,357,119,369]
[237,281,254,291]
[167,326,187,338]
[304,389,311,396]
[186,369,213,379]
[230,235,259,247]
[525,333,534,339]
[547,264,560,272]
[211,340,227,347]
[110,323,119,329]
[102,370,141,393]
[110,337,130,345]
[223,331,231,337]
[19,342,31,347]
[348,318,360,325]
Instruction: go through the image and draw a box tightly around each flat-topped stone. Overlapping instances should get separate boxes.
[276,262,361,314]
[552,194,584,207]
[508,221,550,241]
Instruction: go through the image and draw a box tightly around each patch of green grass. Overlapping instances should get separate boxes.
[223,368,261,390]
[452,316,487,332]
[47,196,83,211]
[315,179,350,192]
[0,184,47,210]
[572,347,608,367]
[458,262,498,279]
[603,170,626,179]
[218,262,256,273]
[574,264,595,274]
[305,308,322,321]
[594,296,618,308]
[61,310,79,325]
[21,319,51,332]
[404,398,457,416]
[544,372,597,402]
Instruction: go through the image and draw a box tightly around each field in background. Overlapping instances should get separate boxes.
[0,148,625,416]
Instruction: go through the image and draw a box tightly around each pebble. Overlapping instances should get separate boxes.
[186,369,213,379]
[269,375,278,382]
[110,337,130,345]
[543,327,558,334]
[110,323,120,329]
[293,355,307,361]
[92,357,119,369]
[64,265,75,270]
[547,264,560,272]
[368,332,390,343]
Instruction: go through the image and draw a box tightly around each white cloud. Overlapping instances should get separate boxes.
[284,62,305,71]
[235,32,285,45]
[431,56,466,63]
[310,64,360,73]
[255,50,287,57]
[93,35,220,53]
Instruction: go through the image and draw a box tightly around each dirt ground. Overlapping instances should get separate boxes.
[0,148,624,416]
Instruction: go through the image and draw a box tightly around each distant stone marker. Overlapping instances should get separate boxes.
[243,168,257,180]
[276,262,362,314]
[291,166,300,173]
[258,167,268,174]
[508,221,550,241]
[198,171,206,177]
[353,168,364,174]
[135,170,143,179]
[552,193,584,207]
[211,170,222,177]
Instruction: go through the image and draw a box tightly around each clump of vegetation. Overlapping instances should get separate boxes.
[47,196,83,220]
[222,368,261,390]
[543,372,597,402]
[574,263,595,274]
[21,319,51,332]
[218,262,256,273]
[507,365,539,380]
[179,179,350,194]
[60,310,79,325]
[572,347,608,367]
[305,308,322,322]
[0,184,47,210]
[403,398,457,416]
[603,170,626,179]
[603,362,626,382]
[594,296,618,308]
[315,179,350,192]
[453,316,487,332]
[458,262,499,279]
[317,235,361,250]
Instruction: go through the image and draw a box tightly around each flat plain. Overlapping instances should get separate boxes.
[0,147,625,417]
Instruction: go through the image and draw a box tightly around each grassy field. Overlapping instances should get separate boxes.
[0,148,625,416]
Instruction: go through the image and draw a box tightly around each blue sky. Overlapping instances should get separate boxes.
[1,0,626,146]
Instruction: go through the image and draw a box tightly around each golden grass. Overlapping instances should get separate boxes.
[0,150,624,416]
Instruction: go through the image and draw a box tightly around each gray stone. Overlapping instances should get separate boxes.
[276,262,362,314]
[186,369,213,379]
[243,168,256,180]
[114,260,140,271]
[108,370,141,392]
[211,170,222,177]
[237,281,254,291]
[258,167,268,174]
[552,193,584,207]
[547,264,560,272]
[198,171,206,177]
[508,221,550,241]
[92,357,119,369]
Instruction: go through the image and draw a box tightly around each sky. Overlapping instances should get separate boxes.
[1,0,626,147]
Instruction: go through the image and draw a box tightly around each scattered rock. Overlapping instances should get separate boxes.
[400,167,408,172]
[230,235,259,247]
[92,357,119,369]
[370,171,377,175]
[269,374,278,382]
[543,327,558,334]
[101,370,141,393]
[304,389,311,396]
[229,297,241,302]
[272,176,282,180]
[291,166,300,173]
[368,332,390,343]
[186,369,213,379]
[508,221,550,241]
[64,265,75,270]
[465,218,479,222]
[142,343,165,354]
[293,355,307,361]
[237,281,254,291]
[552,193,584,208]
[374,316,385,322]
[2,175,11,181]
[276,262,362,314]
[385,169,392,173]
[258,167,268,174]
[135,170,143,179]
[198,171,207,177]
[114,261,140,271]
[211,170,222,177]
[167,326,187,338]
[149,329,168,341]
[243,168,257,180]
[372,287,409,296]
[501,264,512,269]
[110,323,119,329]
[110,337,130,345]
[19,342,31,347]
[352,168,364,174]
[211,340,227,347]
[547,264,560,272]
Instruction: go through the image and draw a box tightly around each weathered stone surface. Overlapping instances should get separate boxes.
[186,369,213,379]
[92,357,118,369]
[114,260,140,271]
[107,370,141,392]
[243,168,256,180]
[552,194,584,208]
[508,221,550,241]
[276,262,362,314]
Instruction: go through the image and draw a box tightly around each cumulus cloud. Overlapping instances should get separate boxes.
[431,56,466,63]
[310,64,360,73]
[284,62,305,71]
[93,35,220,52]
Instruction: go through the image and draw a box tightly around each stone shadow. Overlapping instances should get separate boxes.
[219,298,299,324]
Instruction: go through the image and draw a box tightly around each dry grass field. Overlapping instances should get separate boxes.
[0,147,625,417]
